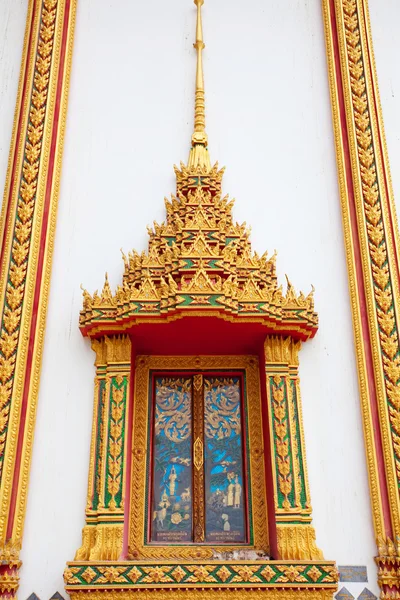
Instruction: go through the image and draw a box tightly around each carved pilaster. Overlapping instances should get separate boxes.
[264,336,323,560]
[75,335,131,562]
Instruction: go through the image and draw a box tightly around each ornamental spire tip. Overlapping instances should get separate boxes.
[188,0,210,170]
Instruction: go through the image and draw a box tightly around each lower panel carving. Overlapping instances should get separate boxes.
[64,560,338,592]
[68,589,335,600]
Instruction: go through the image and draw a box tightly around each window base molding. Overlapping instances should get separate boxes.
[64,559,338,593]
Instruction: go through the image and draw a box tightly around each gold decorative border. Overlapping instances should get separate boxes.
[67,589,335,600]
[0,0,76,583]
[128,355,269,559]
[322,0,400,577]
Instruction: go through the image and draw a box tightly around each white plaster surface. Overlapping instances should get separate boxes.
[0,0,27,209]
[368,0,400,226]
[0,0,379,597]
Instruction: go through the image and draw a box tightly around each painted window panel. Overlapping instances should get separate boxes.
[204,376,246,543]
[151,377,193,543]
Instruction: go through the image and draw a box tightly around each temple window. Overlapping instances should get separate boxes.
[150,373,247,545]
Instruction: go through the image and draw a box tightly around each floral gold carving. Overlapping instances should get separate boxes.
[271,377,292,510]
[64,560,338,590]
[107,382,125,511]
[264,336,323,560]
[193,373,205,542]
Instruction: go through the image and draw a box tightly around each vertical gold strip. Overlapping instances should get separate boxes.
[192,373,204,543]
[321,0,385,542]
[0,0,77,590]
[322,0,400,539]
[322,0,400,593]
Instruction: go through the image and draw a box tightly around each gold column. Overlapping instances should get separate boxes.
[264,336,322,560]
[75,335,131,561]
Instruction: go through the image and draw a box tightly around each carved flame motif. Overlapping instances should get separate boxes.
[155,378,191,443]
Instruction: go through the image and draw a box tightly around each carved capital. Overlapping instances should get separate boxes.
[92,338,108,366]
[105,335,132,365]
[264,336,301,367]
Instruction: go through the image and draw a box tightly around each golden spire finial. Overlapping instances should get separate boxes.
[188,0,211,170]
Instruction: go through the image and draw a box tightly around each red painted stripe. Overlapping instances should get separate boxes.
[7,0,72,538]
[329,0,392,537]
[0,0,38,270]
[360,0,400,283]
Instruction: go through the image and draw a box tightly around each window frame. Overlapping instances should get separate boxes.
[128,355,269,560]
[147,370,250,546]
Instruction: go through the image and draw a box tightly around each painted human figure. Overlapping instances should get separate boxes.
[169,466,177,496]
[227,481,234,506]
[234,475,242,508]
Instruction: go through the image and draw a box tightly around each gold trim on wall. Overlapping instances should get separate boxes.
[322,0,400,593]
[0,0,77,592]
[68,590,335,600]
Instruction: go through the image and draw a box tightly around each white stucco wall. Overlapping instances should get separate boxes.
[0,0,27,207]
[0,0,380,597]
[368,0,400,224]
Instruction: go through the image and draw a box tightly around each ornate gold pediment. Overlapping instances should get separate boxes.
[80,168,317,339]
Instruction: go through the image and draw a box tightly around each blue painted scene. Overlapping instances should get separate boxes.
[151,377,193,543]
[204,377,246,543]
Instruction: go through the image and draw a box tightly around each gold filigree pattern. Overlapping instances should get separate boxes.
[0,0,57,479]
[155,378,191,443]
[341,0,400,501]
[323,1,400,580]
[0,0,76,591]
[271,376,292,511]
[107,381,125,511]
[193,372,205,542]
